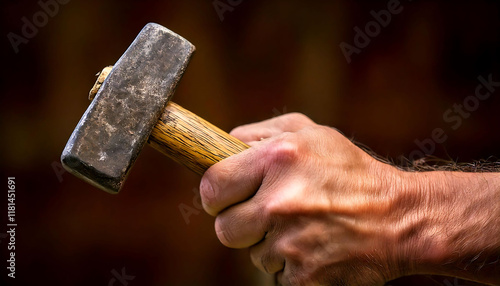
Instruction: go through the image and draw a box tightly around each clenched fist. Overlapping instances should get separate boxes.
[200,113,500,286]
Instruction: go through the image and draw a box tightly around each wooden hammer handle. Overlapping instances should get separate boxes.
[148,102,250,175]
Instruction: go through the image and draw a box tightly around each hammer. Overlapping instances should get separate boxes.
[61,23,249,194]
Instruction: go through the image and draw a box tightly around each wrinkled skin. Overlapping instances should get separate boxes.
[200,113,500,286]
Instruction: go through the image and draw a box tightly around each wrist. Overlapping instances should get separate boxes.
[393,170,500,283]
[398,171,450,273]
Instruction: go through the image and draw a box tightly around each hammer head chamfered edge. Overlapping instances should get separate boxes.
[61,23,195,194]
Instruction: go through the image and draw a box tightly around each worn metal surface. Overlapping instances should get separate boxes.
[61,23,195,193]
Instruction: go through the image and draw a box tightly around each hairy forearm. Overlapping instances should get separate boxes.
[399,171,500,284]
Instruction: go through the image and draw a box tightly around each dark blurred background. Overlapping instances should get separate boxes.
[1,0,500,285]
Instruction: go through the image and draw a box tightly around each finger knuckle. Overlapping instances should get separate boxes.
[266,134,300,166]
[249,247,266,273]
[282,112,314,125]
[264,196,289,218]
[277,241,303,262]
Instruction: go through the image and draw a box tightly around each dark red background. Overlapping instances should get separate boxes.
[1,1,499,285]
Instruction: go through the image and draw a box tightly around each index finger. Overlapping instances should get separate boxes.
[200,143,266,216]
[230,113,315,143]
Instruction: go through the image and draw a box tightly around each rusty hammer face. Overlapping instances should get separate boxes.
[61,23,248,194]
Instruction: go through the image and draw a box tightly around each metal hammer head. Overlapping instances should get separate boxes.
[61,23,195,194]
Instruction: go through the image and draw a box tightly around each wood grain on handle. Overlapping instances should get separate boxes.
[148,102,250,175]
